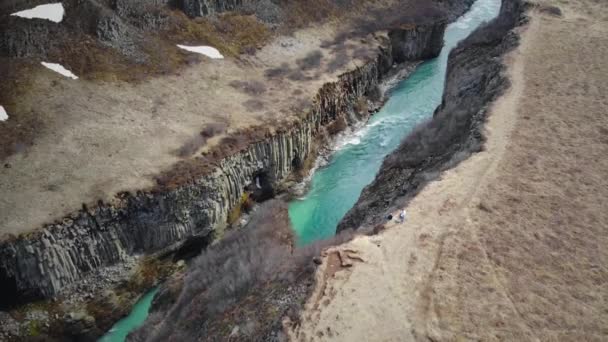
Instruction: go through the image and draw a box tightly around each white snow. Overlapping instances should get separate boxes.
[11,3,65,23]
[41,62,78,79]
[177,45,224,59]
[0,106,8,122]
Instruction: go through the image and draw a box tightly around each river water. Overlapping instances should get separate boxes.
[98,287,158,342]
[100,0,500,339]
[289,0,501,245]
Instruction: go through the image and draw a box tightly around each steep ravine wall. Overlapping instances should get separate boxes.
[338,0,527,232]
[0,21,448,303]
[181,0,258,17]
[389,21,447,63]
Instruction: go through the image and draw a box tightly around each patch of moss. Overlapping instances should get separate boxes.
[10,298,64,322]
[27,320,42,337]
[126,257,174,292]
[227,192,251,225]
[293,139,320,181]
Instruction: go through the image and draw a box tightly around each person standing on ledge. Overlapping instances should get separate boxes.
[399,209,407,223]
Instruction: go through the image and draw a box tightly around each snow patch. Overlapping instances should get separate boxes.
[41,62,78,79]
[11,3,64,23]
[177,45,224,59]
[0,106,8,122]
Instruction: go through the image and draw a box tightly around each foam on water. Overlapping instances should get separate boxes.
[11,3,64,23]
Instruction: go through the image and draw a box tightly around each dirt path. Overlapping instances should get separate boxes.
[290,1,608,341]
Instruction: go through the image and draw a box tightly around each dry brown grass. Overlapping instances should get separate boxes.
[127,257,174,292]
[282,0,341,29]
[52,38,150,82]
[0,6,274,189]
[0,59,42,161]
[0,8,273,88]
[164,11,272,57]
[446,4,608,338]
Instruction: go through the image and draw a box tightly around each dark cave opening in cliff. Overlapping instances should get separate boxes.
[292,154,303,170]
[248,171,275,202]
[171,233,216,262]
[0,272,23,309]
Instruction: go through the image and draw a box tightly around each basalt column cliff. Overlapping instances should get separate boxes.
[0,12,452,303]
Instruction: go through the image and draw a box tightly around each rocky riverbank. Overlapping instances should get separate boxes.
[338,0,528,232]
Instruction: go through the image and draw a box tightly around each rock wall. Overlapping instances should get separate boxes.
[181,0,258,17]
[0,0,167,60]
[0,16,61,57]
[0,0,48,15]
[338,0,527,232]
[0,20,450,302]
[389,21,448,63]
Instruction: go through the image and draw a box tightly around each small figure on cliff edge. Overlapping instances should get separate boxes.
[399,209,407,223]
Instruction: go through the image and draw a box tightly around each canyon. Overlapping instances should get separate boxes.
[0,9,451,304]
[0,0,473,340]
[339,0,525,232]
[3,0,604,340]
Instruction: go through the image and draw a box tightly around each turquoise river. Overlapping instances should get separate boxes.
[98,287,158,342]
[100,0,500,339]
